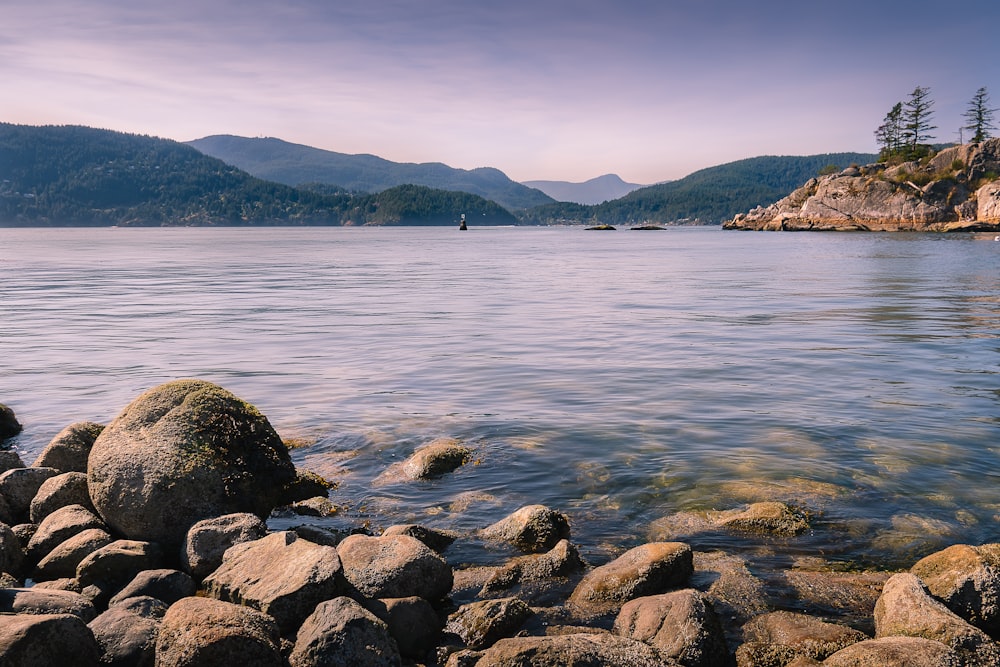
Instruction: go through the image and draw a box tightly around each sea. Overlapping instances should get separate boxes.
[2,225,999,573]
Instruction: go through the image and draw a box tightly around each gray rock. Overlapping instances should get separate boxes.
[0,466,60,521]
[614,589,728,667]
[480,504,571,553]
[569,542,693,618]
[453,632,675,667]
[29,471,93,523]
[0,521,25,577]
[716,502,809,536]
[108,568,197,606]
[33,527,113,581]
[0,449,25,473]
[75,539,164,592]
[977,178,1000,222]
[875,572,1000,666]
[0,587,97,621]
[202,530,345,634]
[734,610,866,666]
[445,597,533,650]
[823,636,961,666]
[290,596,402,667]
[87,379,297,549]
[0,403,23,440]
[364,596,442,659]
[180,511,268,581]
[155,596,283,667]
[403,438,472,479]
[0,613,100,667]
[88,597,167,667]
[338,533,453,601]
[31,421,104,472]
[481,538,585,597]
[26,503,106,562]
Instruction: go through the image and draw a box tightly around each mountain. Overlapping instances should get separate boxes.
[186,135,554,211]
[521,174,645,205]
[0,124,517,226]
[518,152,879,226]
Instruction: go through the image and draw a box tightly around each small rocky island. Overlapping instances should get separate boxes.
[724,139,1000,232]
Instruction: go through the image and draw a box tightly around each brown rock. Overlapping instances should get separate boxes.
[480,505,571,553]
[0,403,23,440]
[26,503,106,562]
[75,539,164,592]
[0,587,97,621]
[455,632,676,667]
[180,512,268,581]
[568,542,693,617]
[383,523,458,553]
[202,531,345,634]
[33,527,113,581]
[911,543,1000,635]
[0,521,24,578]
[481,538,585,600]
[108,568,197,606]
[715,502,809,536]
[87,596,168,667]
[614,589,728,667]
[338,533,453,601]
[0,449,26,473]
[155,596,283,667]
[823,636,961,666]
[364,596,442,659]
[29,471,93,523]
[735,610,866,666]
[31,421,104,473]
[403,438,472,479]
[445,597,533,650]
[290,596,401,667]
[0,466,60,521]
[0,613,100,666]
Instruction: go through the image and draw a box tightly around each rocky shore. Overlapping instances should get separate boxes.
[3,381,1000,666]
[724,139,1000,232]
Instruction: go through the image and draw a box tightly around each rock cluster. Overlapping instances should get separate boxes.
[4,381,1000,666]
[724,139,1000,231]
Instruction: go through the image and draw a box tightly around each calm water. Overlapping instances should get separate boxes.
[2,226,999,570]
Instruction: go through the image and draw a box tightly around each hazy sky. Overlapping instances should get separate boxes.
[4,0,999,183]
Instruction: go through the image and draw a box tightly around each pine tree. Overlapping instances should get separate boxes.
[962,87,997,144]
[901,86,936,154]
[875,102,904,159]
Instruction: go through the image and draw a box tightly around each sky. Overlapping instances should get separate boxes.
[3,0,999,184]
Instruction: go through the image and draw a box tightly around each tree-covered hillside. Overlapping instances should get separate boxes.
[0,124,515,226]
[518,153,878,225]
[187,135,555,211]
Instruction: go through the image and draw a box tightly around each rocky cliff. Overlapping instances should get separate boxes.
[724,139,1000,231]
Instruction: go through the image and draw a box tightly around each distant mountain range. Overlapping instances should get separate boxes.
[0,124,516,226]
[521,174,646,205]
[187,135,554,211]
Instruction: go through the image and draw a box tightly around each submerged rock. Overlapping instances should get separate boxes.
[87,379,297,548]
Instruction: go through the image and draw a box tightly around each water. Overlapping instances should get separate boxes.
[2,226,999,571]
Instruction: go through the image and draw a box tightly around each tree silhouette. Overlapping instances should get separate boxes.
[962,87,997,144]
[902,86,936,154]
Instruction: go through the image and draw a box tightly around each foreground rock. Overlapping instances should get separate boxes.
[735,610,866,666]
[445,597,534,650]
[87,379,297,548]
[180,512,268,581]
[290,596,401,667]
[910,543,1000,636]
[449,632,677,667]
[88,596,168,667]
[337,533,453,601]
[724,139,1000,231]
[568,542,693,617]
[823,636,962,666]
[203,531,345,634]
[614,589,728,667]
[0,613,101,666]
[155,596,283,667]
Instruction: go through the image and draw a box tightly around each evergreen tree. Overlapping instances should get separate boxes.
[875,102,904,158]
[962,87,997,144]
[901,86,936,154]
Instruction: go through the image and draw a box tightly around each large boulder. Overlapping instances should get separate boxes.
[180,512,268,581]
[823,636,962,666]
[0,613,100,667]
[155,596,283,667]
[87,380,297,548]
[290,596,402,667]
[911,543,1000,636]
[614,589,728,667]
[568,542,693,618]
[31,421,104,472]
[202,531,345,634]
[338,533,453,601]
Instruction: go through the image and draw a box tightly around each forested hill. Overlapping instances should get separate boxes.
[187,135,555,211]
[0,124,516,226]
[519,152,878,225]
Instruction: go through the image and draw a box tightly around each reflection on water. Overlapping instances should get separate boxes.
[1,226,999,569]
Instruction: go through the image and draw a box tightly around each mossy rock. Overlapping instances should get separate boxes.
[87,380,296,548]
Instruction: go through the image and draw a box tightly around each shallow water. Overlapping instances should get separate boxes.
[2,226,999,570]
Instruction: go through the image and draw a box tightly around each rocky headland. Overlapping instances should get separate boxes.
[3,381,1000,666]
[724,139,1000,232]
